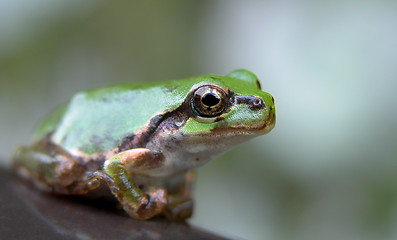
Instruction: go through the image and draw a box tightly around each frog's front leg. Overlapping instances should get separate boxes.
[96,148,167,220]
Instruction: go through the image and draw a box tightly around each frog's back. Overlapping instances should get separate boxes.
[33,80,194,156]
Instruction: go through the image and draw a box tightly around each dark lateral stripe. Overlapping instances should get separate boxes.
[234,95,266,111]
[117,109,180,152]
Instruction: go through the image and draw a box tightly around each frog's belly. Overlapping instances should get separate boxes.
[138,150,214,177]
[131,172,187,193]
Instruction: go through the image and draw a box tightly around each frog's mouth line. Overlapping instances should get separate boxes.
[199,111,276,137]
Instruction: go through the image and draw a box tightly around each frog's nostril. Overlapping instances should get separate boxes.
[253,99,261,106]
[250,97,265,110]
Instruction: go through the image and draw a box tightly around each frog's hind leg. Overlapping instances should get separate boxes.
[12,146,98,194]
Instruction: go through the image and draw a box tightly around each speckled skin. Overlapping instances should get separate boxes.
[13,69,276,220]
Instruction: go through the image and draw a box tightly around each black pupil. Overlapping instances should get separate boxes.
[202,93,220,107]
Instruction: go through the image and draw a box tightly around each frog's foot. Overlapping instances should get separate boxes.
[165,197,194,221]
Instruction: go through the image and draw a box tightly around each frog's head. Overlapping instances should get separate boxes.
[144,69,275,174]
[178,69,276,156]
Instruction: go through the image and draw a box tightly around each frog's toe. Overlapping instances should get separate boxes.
[127,188,167,220]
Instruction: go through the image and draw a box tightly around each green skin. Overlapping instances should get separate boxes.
[13,69,276,220]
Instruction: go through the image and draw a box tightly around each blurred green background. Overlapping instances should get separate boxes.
[1,1,397,239]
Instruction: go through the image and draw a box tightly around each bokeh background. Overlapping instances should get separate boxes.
[1,1,397,239]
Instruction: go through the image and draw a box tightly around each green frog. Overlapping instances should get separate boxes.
[13,69,276,220]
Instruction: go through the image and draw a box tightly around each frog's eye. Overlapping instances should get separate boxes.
[191,85,228,118]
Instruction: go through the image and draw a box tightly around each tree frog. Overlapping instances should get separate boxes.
[13,69,276,220]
